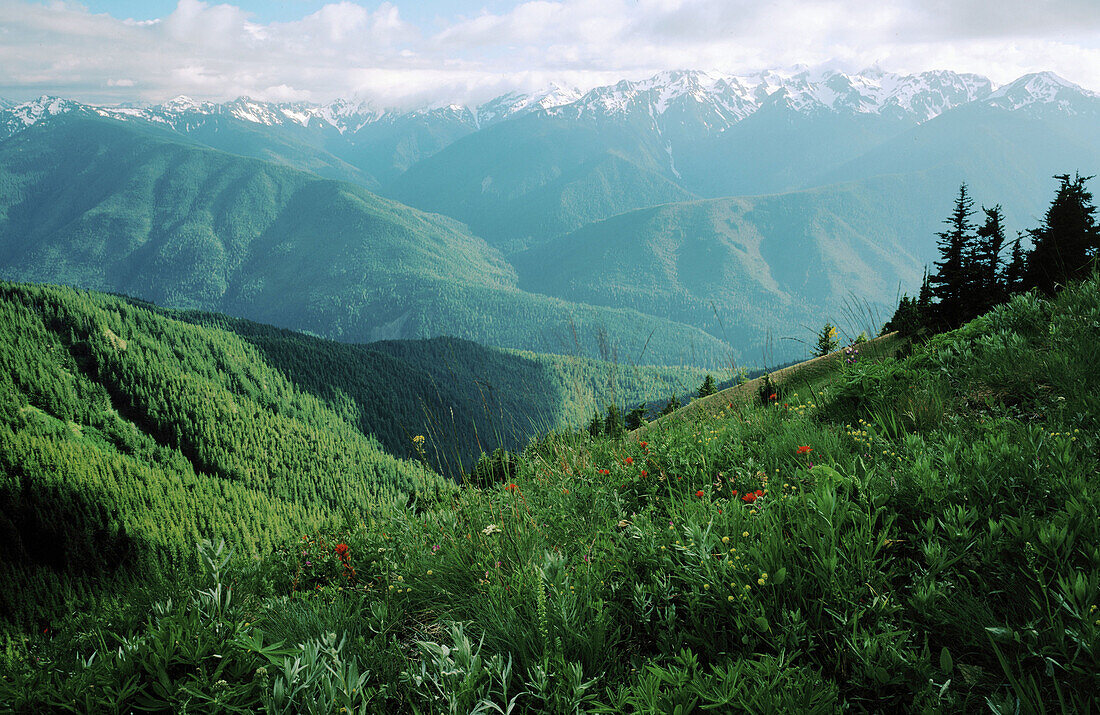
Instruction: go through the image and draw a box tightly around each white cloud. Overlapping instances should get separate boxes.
[0,0,1097,107]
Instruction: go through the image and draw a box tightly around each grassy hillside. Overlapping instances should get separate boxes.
[512,175,937,362]
[6,272,1098,712]
[0,115,734,366]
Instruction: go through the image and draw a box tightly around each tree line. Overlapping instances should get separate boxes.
[886,173,1099,336]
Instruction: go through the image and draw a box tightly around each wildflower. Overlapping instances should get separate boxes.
[431,544,441,552]
[768,393,777,401]
[599,469,610,475]
[741,493,756,503]
[427,570,433,575]
[335,543,350,558]
[412,435,425,445]
[796,446,813,455]
[639,441,648,449]
[755,489,763,497]
[505,483,518,491]
[696,490,705,497]
[742,531,749,538]
[722,536,730,544]
[482,524,502,536]
[624,457,634,465]
[640,470,648,477]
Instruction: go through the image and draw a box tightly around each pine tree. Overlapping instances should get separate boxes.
[604,404,625,439]
[815,322,839,357]
[1025,173,1100,294]
[587,412,602,437]
[975,205,1007,311]
[1003,233,1027,295]
[930,184,977,328]
[697,374,716,398]
[660,394,682,416]
[625,403,647,430]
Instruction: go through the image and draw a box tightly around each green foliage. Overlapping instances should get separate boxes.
[814,323,840,357]
[603,404,625,439]
[697,375,716,398]
[0,281,449,632]
[7,274,1100,713]
[625,403,647,431]
[467,448,518,489]
[660,393,683,416]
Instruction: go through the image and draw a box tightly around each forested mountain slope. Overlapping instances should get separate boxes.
[0,281,448,630]
[0,116,734,366]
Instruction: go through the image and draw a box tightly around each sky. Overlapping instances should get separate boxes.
[3,0,1099,108]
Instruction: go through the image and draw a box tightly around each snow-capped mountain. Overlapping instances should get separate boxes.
[549,68,997,129]
[985,72,1100,115]
[1,68,1092,143]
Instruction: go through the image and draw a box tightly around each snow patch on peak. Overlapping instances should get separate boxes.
[986,72,1097,112]
[8,96,84,127]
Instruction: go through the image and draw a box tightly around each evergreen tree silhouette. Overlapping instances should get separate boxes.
[1025,173,1100,294]
[930,184,977,328]
[697,375,716,398]
[975,204,1007,311]
[1003,232,1028,295]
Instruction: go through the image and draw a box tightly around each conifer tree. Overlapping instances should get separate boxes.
[660,394,682,416]
[697,374,716,398]
[930,184,977,328]
[815,322,839,356]
[1024,173,1100,294]
[1003,233,1028,295]
[604,404,625,439]
[976,205,1007,310]
[625,403,647,430]
[587,412,602,437]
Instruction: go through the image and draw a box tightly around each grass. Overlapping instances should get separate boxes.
[3,276,1100,713]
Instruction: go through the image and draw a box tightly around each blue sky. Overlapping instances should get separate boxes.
[4,0,1100,106]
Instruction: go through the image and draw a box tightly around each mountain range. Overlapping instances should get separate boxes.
[1,66,1097,366]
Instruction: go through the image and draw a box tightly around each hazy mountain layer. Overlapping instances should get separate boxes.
[0,116,734,366]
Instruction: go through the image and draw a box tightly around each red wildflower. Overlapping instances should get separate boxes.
[755,489,763,497]
[599,469,610,475]
[505,483,518,491]
[796,445,813,455]
[742,493,757,503]
[624,457,634,465]
[640,470,648,477]
[696,490,705,497]
[732,490,738,496]
[768,393,777,401]
[639,441,648,449]
[334,543,350,558]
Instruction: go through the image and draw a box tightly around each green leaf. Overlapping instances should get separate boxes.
[939,646,953,674]
[754,616,769,631]
[772,567,787,585]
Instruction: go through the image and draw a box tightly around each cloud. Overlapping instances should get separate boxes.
[0,0,1097,107]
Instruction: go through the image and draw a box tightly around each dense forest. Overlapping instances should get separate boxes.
[0,282,711,631]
